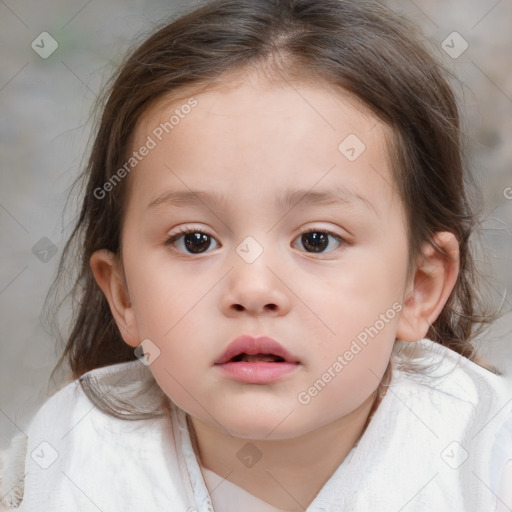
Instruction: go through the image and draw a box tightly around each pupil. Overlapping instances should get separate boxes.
[302,232,328,252]
[184,232,210,253]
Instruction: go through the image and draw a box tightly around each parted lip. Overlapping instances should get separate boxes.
[214,335,300,365]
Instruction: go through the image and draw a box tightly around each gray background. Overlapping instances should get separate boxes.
[1,0,511,450]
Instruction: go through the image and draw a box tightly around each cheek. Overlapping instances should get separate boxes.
[296,322,396,427]
[147,362,205,418]
[295,249,407,337]
[122,250,211,362]
[125,251,211,337]
[291,244,405,405]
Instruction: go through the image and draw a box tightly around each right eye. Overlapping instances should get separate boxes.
[165,227,221,255]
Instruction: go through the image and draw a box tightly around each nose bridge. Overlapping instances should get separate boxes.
[221,233,291,316]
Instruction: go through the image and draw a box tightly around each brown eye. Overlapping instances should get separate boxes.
[166,229,220,255]
[293,230,344,253]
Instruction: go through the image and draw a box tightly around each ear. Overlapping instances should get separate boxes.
[396,232,460,342]
[89,249,140,348]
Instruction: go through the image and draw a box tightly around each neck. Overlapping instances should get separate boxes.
[188,389,381,510]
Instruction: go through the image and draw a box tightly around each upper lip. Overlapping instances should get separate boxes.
[214,335,300,364]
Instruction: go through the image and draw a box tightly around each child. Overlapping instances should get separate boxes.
[1,0,511,510]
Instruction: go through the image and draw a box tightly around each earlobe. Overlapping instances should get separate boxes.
[89,249,139,348]
[396,232,460,342]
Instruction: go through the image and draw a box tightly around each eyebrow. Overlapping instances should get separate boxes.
[147,186,377,215]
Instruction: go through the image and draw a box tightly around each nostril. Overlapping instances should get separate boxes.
[231,303,277,312]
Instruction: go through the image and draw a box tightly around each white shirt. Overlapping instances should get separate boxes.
[1,339,511,511]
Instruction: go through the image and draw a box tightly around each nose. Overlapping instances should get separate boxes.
[220,253,292,317]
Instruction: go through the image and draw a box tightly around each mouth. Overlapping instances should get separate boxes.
[229,353,287,363]
[214,335,300,384]
[214,335,300,365]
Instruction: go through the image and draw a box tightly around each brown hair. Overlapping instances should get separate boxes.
[46,0,493,417]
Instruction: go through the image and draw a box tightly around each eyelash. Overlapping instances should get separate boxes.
[164,226,347,256]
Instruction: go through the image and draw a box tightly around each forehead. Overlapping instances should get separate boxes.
[127,71,398,217]
[135,71,385,147]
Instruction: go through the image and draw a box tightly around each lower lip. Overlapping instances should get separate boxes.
[215,361,299,384]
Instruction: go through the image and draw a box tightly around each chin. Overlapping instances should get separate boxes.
[220,410,308,441]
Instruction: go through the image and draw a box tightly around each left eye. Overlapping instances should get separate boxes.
[292,230,344,253]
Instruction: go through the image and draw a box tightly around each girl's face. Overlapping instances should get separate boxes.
[111,73,413,439]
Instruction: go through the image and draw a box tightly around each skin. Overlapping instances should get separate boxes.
[91,69,459,510]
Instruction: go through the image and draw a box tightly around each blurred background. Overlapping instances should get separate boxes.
[1,0,511,450]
